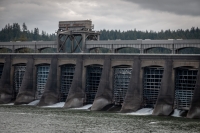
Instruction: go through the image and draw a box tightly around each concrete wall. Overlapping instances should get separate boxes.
[0,53,199,118]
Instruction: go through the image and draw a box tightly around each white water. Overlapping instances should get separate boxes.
[71,104,92,110]
[27,100,40,106]
[44,102,65,108]
[1,101,182,117]
[171,109,181,117]
[2,103,14,105]
[126,108,153,116]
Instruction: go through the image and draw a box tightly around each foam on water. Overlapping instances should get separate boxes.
[2,103,14,105]
[71,104,92,110]
[28,100,40,106]
[126,108,153,116]
[44,102,65,108]
[171,109,181,117]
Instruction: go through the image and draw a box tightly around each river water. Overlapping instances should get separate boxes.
[0,105,199,133]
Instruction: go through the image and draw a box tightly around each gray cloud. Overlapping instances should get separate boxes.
[124,0,200,16]
[0,0,200,34]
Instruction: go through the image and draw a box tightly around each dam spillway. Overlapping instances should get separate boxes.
[0,53,199,118]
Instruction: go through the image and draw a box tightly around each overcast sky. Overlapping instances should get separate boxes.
[0,0,200,34]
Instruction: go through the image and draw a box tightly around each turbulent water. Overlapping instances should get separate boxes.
[0,105,200,133]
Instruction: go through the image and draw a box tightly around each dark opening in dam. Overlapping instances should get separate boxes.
[85,65,103,104]
[36,65,50,99]
[14,64,26,98]
[60,64,75,102]
[0,63,4,79]
[143,67,164,108]
[113,66,132,105]
[175,67,197,110]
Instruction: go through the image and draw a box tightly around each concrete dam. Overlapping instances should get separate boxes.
[0,20,200,119]
[0,54,200,118]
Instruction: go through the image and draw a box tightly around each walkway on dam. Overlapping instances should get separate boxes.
[0,39,200,54]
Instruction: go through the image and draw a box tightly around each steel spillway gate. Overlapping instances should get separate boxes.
[36,65,50,99]
[86,65,103,104]
[14,65,26,98]
[60,64,75,102]
[113,67,132,105]
[175,68,197,110]
[0,64,3,79]
[143,67,164,108]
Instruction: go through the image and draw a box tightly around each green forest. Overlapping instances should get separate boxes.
[100,27,200,40]
[0,23,200,54]
[0,23,56,42]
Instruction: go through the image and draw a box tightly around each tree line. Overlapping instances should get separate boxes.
[0,23,56,42]
[99,27,200,40]
[1,23,200,42]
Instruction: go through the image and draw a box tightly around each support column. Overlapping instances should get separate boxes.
[152,59,174,116]
[0,56,12,104]
[82,34,86,53]
[71,39,74,53]
[91,56,112,111]
[34,43,37,53]
[172,44,175,54]
[121,57,143,112]
[64,56,84,108]
[15,58,35,105]
[57,33,60,53]
[140,44,144,54]
[187,62,200,118]
[38,57,59,106]
[12,45,15,53]
[111,44,115,53]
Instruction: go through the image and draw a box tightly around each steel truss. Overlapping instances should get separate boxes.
[143,67,164,108]
[36,65,50,99]
[14,65,26,98]
[113,67,132,105]
[57,31,100,53]
[0,64,3,79]
[85,65,102,104]
[60,64,75,102]
[175,68,197,110]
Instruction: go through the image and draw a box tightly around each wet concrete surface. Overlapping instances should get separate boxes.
[0,105,200,133]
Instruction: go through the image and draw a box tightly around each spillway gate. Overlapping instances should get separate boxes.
[85,65,103,104]
[36,65,50,99]
[175,68,198,110]
[14,65,26,98]
[60,64,75,102]
[143,67,164,108]
[113,67,132,105]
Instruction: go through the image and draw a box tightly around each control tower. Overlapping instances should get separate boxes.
[57,20,100,53]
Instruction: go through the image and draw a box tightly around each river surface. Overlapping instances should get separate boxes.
[0,105,199,133]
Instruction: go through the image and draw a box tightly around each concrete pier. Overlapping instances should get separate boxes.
[91,56,112,111]
[0,57,12,104]
[15,58,35,105]
[120,57,143,112]
[187,63,200,118]
[38,57,59,106]
[64,57,84,108]
[152,59,174,116]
